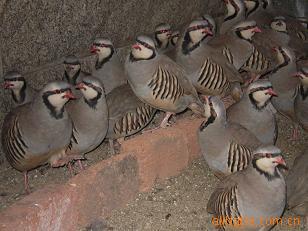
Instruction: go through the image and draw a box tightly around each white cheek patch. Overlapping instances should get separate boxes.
[10,81,24,89]
[81,86,98,100]
[132,46,153,59]
[245,1,256,12]
[48,94,69,109]
[253,90,271,103]
[189,30,204,43]
[226,3,236,17]
[300,76,308,86]
[98,47,112,59]
[241,29,254,40]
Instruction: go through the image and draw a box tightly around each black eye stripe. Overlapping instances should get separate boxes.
[82,81,102,93]
[4,77,25,82]
[250,86,272,93]
[93,43,112,48]
[236,25,257,31]
[45,87,71,95]
[155,29,171,34]
[135,39,154,50]
[187,25,208,32]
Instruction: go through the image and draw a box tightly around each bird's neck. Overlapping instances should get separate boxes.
[11,84,26,104]
[64,69,81,85]
[96,48,114,69]
[83,91,102,110]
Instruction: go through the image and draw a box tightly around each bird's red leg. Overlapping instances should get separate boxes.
[77,160,84,171]
[67,162,74,176]
[24,171,30,194]
[160,112,175,128]
[109,139,115,155]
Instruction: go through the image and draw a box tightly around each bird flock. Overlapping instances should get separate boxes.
[1,0,308,229]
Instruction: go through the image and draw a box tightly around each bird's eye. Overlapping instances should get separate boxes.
[265,153,271,158]
[55,89,61,94]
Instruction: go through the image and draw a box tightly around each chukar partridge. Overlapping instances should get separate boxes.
[201,14,217,37]
[3,71,36,107]
[62,55,90,98]
[207,145,287,231]
[1,81,75,193]
[106,84,157,154]
[220,0,246,34]
[125,35,206,128]
[287,148,308,225]
[64,76,108,168]
[261,17,307,60]
[90,38,127,94]
[165,30,180,60]
[198,96,261,179]
[175,20,243,102]
[269,47,300,139]
[209,20,262,71]
[244,0,273,26]
[63,55,90,85]
[227,80,278,144]
[294,67,308,133]
[154,23,172,54]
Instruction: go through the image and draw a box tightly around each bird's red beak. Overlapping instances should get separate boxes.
[63,91,76,99]
[292,72,302,78]
[272,47,278,52]
[266,88,278,97]
[3,81,14,89]
[90,45,99,53]
[202,28,213,36]
[75,82,86,90]
[253,27,262,33]
[274,156,288,170]
[132,44,141,50]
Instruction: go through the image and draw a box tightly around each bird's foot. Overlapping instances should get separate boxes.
[290,126,300,141]
[160,112,175,128]
[24,171,31,194]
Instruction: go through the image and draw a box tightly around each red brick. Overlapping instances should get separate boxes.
[0,117,203,230]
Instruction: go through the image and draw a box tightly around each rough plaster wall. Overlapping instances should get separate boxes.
[273,0,308,17]
[0,0,304,162]
[0,0,225,163]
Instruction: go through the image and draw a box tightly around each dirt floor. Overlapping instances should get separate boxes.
[103,115,307,231]
[0,112,307,230]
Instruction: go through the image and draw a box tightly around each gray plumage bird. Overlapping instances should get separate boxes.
[176,20,243,102]
[3,71,37,107]
[125,35,206,128]
[253,17,307,63]
[62,55,90,85]
[227,80,278,144]
[294,67,308,133]
[154,23,172,54]
[90,38,127,95]
[269,47,300,139]
[62,55,91,99]
[220,0,246,34]
[106,84,157,154]
[198,96,261,179]
[207,145,287,231]
[209,20,262,71]
[287,148,308,223]
[1,81,75,193]
[64,76,108,168]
